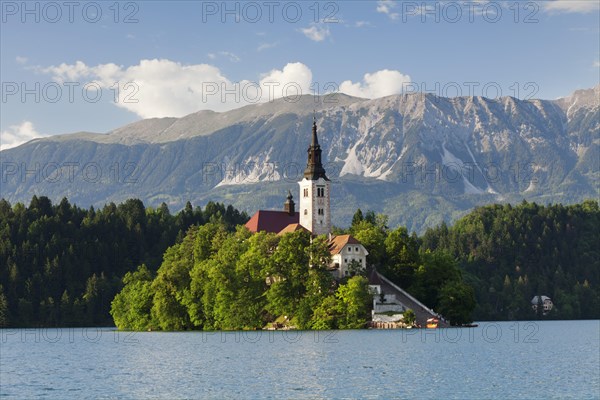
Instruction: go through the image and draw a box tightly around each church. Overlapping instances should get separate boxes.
[245,116,369,279]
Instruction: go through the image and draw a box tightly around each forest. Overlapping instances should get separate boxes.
[0,196,248,327]
[421,200,600,320]
[0,197,598,328]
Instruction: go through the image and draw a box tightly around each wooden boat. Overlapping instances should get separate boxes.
[426,318,439,329]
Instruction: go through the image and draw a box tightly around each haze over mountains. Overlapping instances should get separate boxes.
[2,86,598,232]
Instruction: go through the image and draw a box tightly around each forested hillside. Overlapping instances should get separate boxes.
[421,200,600,320]
[1,197,597,328]
[0,196,248,327]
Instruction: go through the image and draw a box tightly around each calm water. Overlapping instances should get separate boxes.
[1,321,598,399]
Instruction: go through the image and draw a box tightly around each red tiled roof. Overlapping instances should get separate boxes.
[328,234,362,255]
[278,223,309,235]
[245,210,300,234]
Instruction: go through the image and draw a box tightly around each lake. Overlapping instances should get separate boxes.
[1,321,598,399]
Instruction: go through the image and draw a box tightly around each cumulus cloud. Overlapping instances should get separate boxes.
[0,121,45,151]
[36,58,409,118]
[339,69,412,99]
[37,59,314,118]
[544,1,600,13]
[376,0,399,20]
[300,24,331,42]
[259,62,312,94]
[16,56,28,64]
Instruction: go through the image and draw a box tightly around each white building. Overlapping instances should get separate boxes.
[328,234,369,279]
[531,295,553,314]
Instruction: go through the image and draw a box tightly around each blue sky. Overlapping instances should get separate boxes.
[1,0,599,149]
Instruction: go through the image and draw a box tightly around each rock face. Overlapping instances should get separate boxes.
[1,87,598,232]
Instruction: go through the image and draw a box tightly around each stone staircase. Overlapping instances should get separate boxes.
[371,270,450,328]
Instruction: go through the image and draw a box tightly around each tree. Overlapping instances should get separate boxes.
[410,250,462,309]
[335,276,372,329]
[310,295,340,330]
[403,309,416,327]
[351,209,364,228]
[384,226,420,287]
[0,285,8,327]
[436,281,476,326]
[352,220,386,267]
[110,265,155,330]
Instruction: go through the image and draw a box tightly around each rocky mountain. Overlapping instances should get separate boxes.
[1,87,598,233]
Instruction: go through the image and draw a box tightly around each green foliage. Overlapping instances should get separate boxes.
[335,276,372,329]
[402,309,416,326]
[436,281,476,326]
[110,225,374,331]
[422,200,600,320]
[310,276,372,330]
[351,218,387,267]
[110,265,155,330]
[0,196,248,327]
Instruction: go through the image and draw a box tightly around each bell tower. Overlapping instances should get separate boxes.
[299,115,331,236]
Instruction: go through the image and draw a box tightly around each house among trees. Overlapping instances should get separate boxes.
[531,295,554,314]
[245,116,368,278]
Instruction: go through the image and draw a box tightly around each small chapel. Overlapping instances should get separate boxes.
[245,116,369,279]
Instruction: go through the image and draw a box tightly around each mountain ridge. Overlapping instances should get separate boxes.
[2,86,598,232]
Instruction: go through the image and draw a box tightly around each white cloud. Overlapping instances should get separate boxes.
[339,69,412,98]
[376,0,399,20]
[37,59,314,118]
[259,62,313,95]
[300,24,331,42]
[544,1,600,13]
[204,52,240,62]
[594,60,600,68]
[0,121,45,151]
[257,42,278,51]
[354,21,371,28]
[16,56,28,64]
[36,59,409,118]
[218,51,240,62]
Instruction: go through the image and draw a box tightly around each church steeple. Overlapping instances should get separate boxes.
[304,114,329,180]
[283,190,295,215]
[299,114,331,236]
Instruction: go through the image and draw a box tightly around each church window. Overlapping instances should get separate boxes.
[304,209,307,215]
[317,208,324,215]
[348,246,351,252]
[316,187,325,197]
[344,259,347,263]
[303,188,308,197]
[355,247,359,252]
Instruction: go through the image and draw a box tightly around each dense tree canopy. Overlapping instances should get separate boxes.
[0,196,248,327]
[111,225,373,331]
[421,200,600,320]
[2,196,596,328]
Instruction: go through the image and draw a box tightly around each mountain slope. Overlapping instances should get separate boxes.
[1,88,598,232]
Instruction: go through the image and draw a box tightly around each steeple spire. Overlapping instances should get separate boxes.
[304,114,328,180]
[311,111,319,147]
